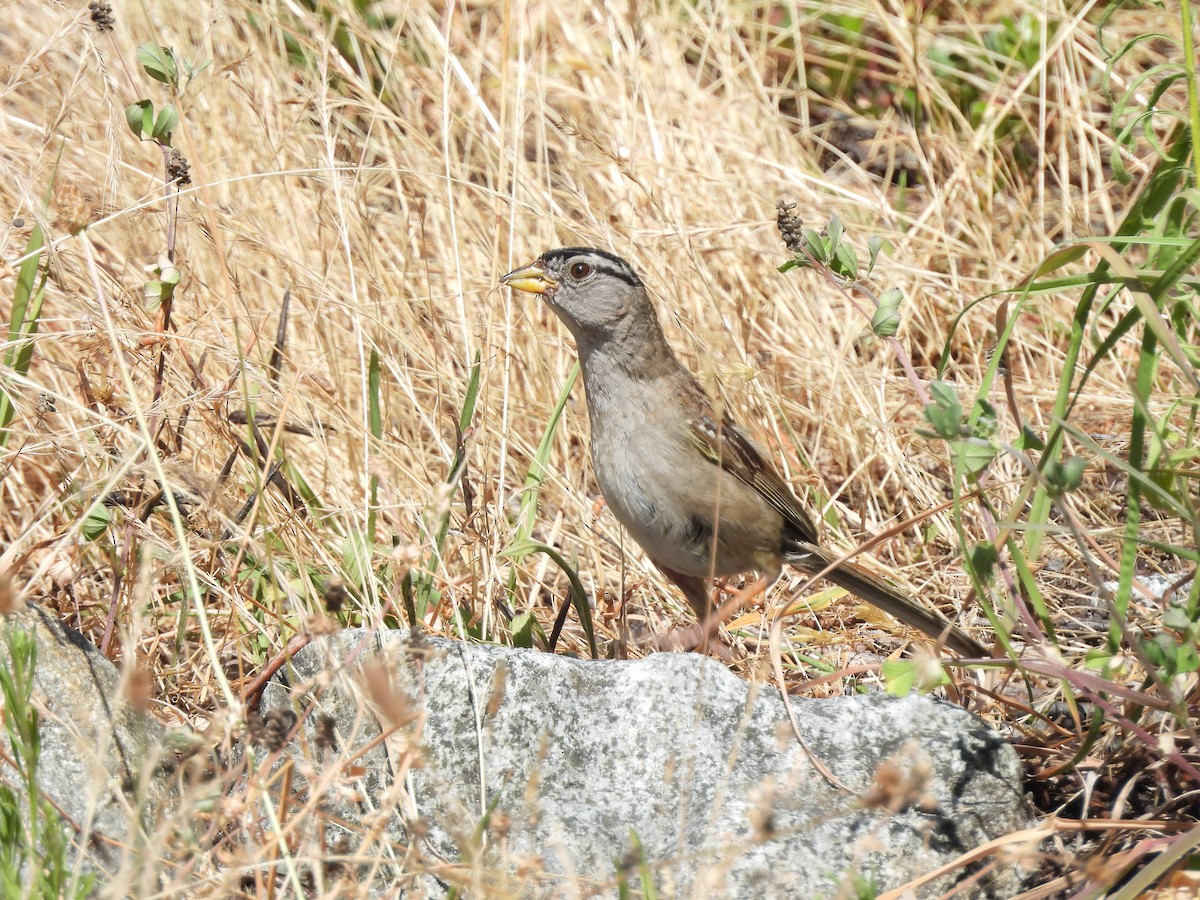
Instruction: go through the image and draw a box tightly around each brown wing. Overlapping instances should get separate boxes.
[685,409,820,544]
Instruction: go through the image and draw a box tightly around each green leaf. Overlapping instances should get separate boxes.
[833,242,858,280]
[1142,633,1171,670]
[144,279,177,310]
[1176,641,1200,674]
[958,438,997,480]
[777,259,802,274]
[923,381,962,439]
[1,221,46,445]
[1085,645,1121,669]
[500,539,597,659]
[143,280,164,309]
[1062,455,1088,490]
[870,305,899,336]
[884,657,951,695]
[882,659,917,696]
[510,363,578,544]
[972,399,998,439]
[183,57,213,79]
[1013,243,1090,289]
[82,504,112,541]
[342,532,375,592]
[877,287,903,308]
[125,100,154,139]
[1162,606,1191,633]
[826,213,843,257]
[459,350,482,435]
[969,541,999,581]
[367,348,383,440]
[629,828,658,900]
[510,611,536,648]
[873,292,902,314]
[1045,455,1087,496]
[871,288,902,337]
[1142,635,1199,677]
[136,42,178,85]
[152,105,179,141]
[802,227,828,263]
[1015,425,1045,451]
[866,236,883,274]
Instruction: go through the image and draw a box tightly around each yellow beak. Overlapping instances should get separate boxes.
[500,262,557,294]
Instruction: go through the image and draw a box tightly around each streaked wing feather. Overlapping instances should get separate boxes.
[686,411,819,543]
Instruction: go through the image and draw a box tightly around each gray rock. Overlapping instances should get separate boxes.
[262,630,1032,898]
[1101,574,1176,609]
[0,604,174,895]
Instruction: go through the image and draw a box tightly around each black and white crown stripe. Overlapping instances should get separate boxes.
[541,247,643,287]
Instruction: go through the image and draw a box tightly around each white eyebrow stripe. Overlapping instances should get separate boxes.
[541,247,643,286]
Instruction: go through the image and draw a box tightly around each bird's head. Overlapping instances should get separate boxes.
[501,247,652,345]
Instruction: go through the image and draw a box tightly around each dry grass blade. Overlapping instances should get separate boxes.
[0,0,1196,894]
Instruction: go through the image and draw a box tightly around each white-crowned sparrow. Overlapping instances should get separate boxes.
[502,247,984,657]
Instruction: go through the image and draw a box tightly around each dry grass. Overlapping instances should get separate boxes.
[1,0,1197,895]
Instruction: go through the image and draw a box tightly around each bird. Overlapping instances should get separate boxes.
[501,247,985,657]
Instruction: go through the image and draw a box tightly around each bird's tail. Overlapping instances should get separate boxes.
[785,542,986,657]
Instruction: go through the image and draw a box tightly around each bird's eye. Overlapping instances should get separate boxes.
[569,262,593,280]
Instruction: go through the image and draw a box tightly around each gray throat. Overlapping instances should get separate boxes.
[575,324,691,442]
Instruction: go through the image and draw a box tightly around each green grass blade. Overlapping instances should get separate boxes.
[502,539,598,659]
[0,224,46,445]
[513,362,579,545]
[1027,122,1193,558]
